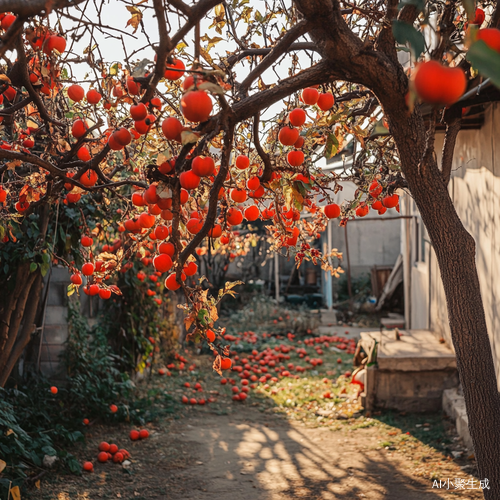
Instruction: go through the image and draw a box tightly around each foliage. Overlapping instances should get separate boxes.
[336,273,373,305]
[222,295,321,343]
[0,303,134,494]
[63,301,136,411]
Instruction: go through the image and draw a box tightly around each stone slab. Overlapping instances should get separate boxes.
[443,388,474,452]
[360,329,456,371]
[47,282,68,307]
[44,306,67,325]
[50,266,70,283]
[43,324,68,344]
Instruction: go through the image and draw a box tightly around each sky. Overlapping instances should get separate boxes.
[37,0,350,171]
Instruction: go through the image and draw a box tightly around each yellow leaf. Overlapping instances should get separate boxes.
[198,82,224,95]
[214,3,225,18]
[35,480,40,489]
[6,160,21,171]
[0,459,5,472]
[125,6,143,33]
[0,74,11,84]
[10,485,21,500]
[156,151,171,165]
[209,306,219,323]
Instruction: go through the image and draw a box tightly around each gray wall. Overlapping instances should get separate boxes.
[328,181,401,279]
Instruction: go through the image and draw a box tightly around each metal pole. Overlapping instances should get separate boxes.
[326,220,333,309]
[344,224,353,312]
[274,252,280,303]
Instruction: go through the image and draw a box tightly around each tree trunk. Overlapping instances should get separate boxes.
[0,272,43,386]
[390,111,500,498]
[0,204,50,387]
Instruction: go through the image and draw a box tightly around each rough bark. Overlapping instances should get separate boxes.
[290,1,500,493]
[391,113,500,498]
[0,262,31,354]
[0,272,43,386]
[0,204,50,387]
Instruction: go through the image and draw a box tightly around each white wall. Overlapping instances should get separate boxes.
[411,103,500,389]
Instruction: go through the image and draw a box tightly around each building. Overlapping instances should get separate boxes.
[403,102,500,389]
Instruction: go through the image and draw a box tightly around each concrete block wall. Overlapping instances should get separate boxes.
[39,266,100,378]
[39,266,69,377]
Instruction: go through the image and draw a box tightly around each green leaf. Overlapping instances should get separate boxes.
[29,262,38,273]
[392,20,425,58]
[398,0,425,13]
[67,284,76,297]
[467,40,500,89]
[42,252,50,264]
[324,133,339,159]
[40,262,50,277]
[42,445,57,456]
[462,0,476,20]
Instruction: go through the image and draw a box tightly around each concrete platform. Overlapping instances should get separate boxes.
[361,329,456,371]
[360,329,458,412]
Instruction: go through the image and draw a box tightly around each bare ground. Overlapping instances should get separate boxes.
[28,402,483,500]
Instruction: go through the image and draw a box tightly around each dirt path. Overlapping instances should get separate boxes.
[27,340,483,500]
[166,407,480,500]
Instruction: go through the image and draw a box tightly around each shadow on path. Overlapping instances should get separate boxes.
[170,407,464,500]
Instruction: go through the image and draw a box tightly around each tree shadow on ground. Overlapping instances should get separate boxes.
[176,404,478,500]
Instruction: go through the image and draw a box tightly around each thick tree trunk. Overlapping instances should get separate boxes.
[390,111,500,498]
[0,204,50,387]
[0,272,43,386]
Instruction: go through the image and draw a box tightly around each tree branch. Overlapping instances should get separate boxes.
[441,112,461,187]
[238,20,311,96]
[253,112,273,184]
[226,42,319,68]
[233,60,338,122]
[141,0,170,104]
[167,0,192,17]
[375,0,398,64]
[177,120,235,271]
[0,0,86,16]
[15,35,64,127]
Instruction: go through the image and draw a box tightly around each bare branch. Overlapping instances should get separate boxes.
[375,0,398,63]
[0,0,86,16]
[226,42,319,68]
[167,0,192,17]
[253,112,273,184]
[141,0,170,104]
[15,35,64,127]
[233,60,338,122]
[238,20,311,96]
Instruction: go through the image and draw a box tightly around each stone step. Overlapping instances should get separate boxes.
[443,388,474,452]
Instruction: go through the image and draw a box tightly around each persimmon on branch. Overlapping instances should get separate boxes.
[0,0,498,388]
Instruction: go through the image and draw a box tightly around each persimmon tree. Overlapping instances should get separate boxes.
[1,0,500,494]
